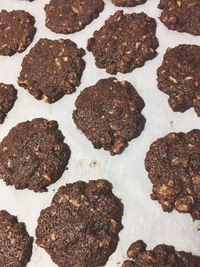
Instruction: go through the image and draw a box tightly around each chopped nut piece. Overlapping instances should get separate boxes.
[50,233,57,241]
[169,76,177,83]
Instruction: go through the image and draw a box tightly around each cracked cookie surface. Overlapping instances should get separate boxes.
[0,10,36,56]
[145,130,200,220]
[87,10,158,74]
[36,179,123,267]
[158,0,200,35]
[18,38,85,103]
[157,45,200,116]
[0,118,70,192]
[73,77,145,155]
[45,0,104,34]
[122,240,200,267]
[0,210,33,267]
[0,83,17,124]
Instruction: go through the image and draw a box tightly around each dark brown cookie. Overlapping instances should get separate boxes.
[145,130,200,220]
[44,0,104,34]
[0,10,36,56]
[122,240,200,267]
[87,10,158,74]
[18,38,85,103]
[157,45,200,116]
[0,210,33,267]
[158,0,200,35]
[36,179,123,267]
[112,0,147,7]
[0,83,17,124]
[0,118,70,192]
[73,77,145,155]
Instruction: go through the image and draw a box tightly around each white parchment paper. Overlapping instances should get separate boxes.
[0,0,200,266]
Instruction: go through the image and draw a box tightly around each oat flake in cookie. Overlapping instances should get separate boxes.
[157,45,200,116]
[112,0,147,7]
[44,0,104,34]
[0,83,17,124]
[158,0,200,35]
[145,130,200,220]
[122,240,200,267]
[87,10,158,74]
[0,10,36,56]
[36,179,123,267]
[73,77,145,155]
[0,210,33,267]
[18,38,85,103]
[0,118,70,192]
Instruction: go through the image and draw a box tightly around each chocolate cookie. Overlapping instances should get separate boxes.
[112,0,147,7]
[73,78,145,155]
[0,210,33,267]
[36,179,123,267]
[145,130,200,220]
[157,45,200,116]
[158,0,200,35]
[0,10,36,56]
[44,0,104,34]
[18,38,85,103]
[0,118,70,192]
[0,83,17,124]
[122,240,200,267]
[87,10,158,74]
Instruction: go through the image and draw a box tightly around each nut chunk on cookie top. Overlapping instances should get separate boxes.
[145,130,200,220]
[73,77,145,155]
[0,118,71,192]
[158,0,200,35]
[36,179,123,267]
[112,0,147,7]
[0,83,17,124]
[157,45,200,116]
[0,210,33,267]
[0,10,36,56]
[18,38,85,103]
[122,240,200,267]
[44,0,104,34]
[87,10,158,74]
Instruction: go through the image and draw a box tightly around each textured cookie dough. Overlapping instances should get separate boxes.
[145,130,200,220]
[112,0,147,7]
[0,83,17,124]
[0,10,36,56]
[0,210,33,267]
[122,240,200,267]
[18,38,85,103]
[157,45,200,116]
[44,0,104,34]
[36,179,123,267]
[0,118,70,192]
[73,77,145,155]
[158,0,200,35]
[87,10,158,74]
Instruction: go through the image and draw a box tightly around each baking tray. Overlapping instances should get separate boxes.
[0,0,200,266]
